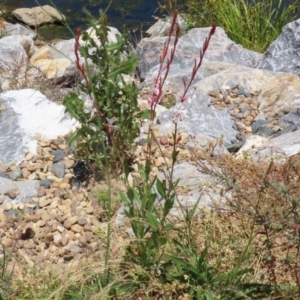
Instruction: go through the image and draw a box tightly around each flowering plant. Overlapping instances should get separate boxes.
[63,13,150,170]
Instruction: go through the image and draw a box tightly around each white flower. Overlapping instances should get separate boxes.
[82,95,97,117]
[172,102,188,123]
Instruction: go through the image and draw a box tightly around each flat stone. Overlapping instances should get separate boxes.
[39,197,52,208]
[12,5,66,28]
[71,224,83,233]
[63,216,78,229]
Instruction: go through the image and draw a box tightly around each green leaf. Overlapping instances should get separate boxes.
[187,196,201,220]
[119,191,129,204]
[159,236,167,246]
[164,194,175,216]
[172,150,179,162]
[165,223,174,231]
[145,193,157,211]
[138,109,151,120]
[156,179,166,198]
[123,164,130,180]
[204,291,214,300]
[146,211,159,231]
[145,160,151,178]
[127,187,135,201]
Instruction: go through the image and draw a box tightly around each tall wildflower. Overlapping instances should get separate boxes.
[148,13,180,119]
[148,15,216,123]
[172,23,217,123]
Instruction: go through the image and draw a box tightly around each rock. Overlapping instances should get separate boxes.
[52,150,67,163]
[146,15,187,37]
[31,58,75,79]
[78,217,87,226]
[251,129,300,161]
[0,89,79,166]
[51,163,65,178]
[7,165,21,180]
[0,35,34,69]
[137,26,262,81]
[2,203,12,211]
[3,22,37,39]
[12,5,66,28]
[39,197,52,208]
[236,135,270,159]
[0,212,6,222]
[5,189,19,199]
[0,177,39,204]
[39,179,52,189]
[258,19,300,75]
[68,244,81,254]
[2,237,13,248]
[159,136,168,145]
[61,235,69,246]
[71,224,82,234]
[63,216,78,229]
[53,233,62,247]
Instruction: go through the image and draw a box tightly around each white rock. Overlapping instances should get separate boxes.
[0,89,79,166]
[236,135,270,159]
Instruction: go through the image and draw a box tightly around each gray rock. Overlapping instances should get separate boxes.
[0,35,33,69]
[0,89,79,166]
[52,149,67,163]
[258,18,300,75]
[272,124,299,138]
[137,26,262,80]
[39,179,52,189]
[51,163,65,178]
[278,108,300,126]
[251,119,271,133]
[0,177,39,204]
[158,105,238,146]
[12,5,66,28]
[0,172,9,179]
[3,22,37,39]
[5,209,22,218]
[7,166,22,180]
[146,15,188,37]
[256,126,276,137]
[251,129,300,161]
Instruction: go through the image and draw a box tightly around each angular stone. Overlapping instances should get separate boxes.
[51,163,65,178]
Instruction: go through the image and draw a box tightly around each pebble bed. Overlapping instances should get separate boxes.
[0,135,107,271]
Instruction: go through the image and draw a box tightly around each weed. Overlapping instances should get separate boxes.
[63,10,150,172]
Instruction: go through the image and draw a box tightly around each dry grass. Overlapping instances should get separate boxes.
[0,49,74,103]
[2,155,300,299]
[3,152,300,299]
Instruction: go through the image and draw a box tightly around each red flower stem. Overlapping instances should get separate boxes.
[180,23,217,102]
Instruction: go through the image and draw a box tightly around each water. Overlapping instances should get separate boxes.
[4,0,162,39]
[4,0,299,40]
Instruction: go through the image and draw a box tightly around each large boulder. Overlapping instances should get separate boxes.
[137,26,263,81]
[146,15,188,37]
[2,21,37,39]
[258,18,300,75]
[12,5,66,28]
[0,35,34,67]
[29,26,122,80]
[0,89,79,166]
